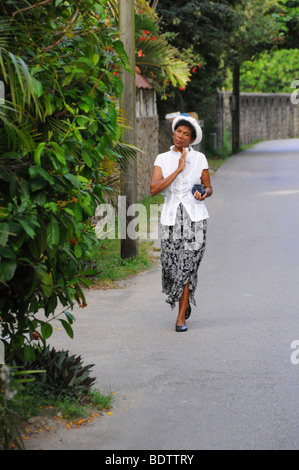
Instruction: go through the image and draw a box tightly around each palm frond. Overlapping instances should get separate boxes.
[0,102,36,151]
[137,38,190,87]
[0,47,44,122]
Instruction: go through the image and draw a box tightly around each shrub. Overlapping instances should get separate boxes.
[27,346,96,400]
[0,0,131,362]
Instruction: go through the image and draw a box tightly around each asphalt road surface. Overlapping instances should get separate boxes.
[25,139,299,450]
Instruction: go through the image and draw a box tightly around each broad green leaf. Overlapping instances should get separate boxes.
[73,127,82,142]
[31,77,43,98]
[65,311,76,324]
[34,265,52,286]
[64,173,81,189]
[77,175,89,183]
[78,102,89,113]
[0,222,10,246]
[77,116,90,128]
[41,283,53,296]
[89,121,98,134]
[74,244,82,258]
[34,142,46,166]
[41,323,53,340]
[93,53,100,66]
[24,345,36,363]
[73,203,82,222]
[113,40,131,72]
[64,101,75,115]
[45,294,57,315]
[63,207,75,216]
[59,319,74,339]
[47,215,60,247]
[29,165,55,185]
[82,150,92,167]
[44,202,58,214]
[51,142,66,165]
[0,259,17,282]
[17,218,36,239]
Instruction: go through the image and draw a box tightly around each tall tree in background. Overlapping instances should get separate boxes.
[156,0,239,119]
[236,0,299,94]
[277,0,299,48]
[156,0,284,152]
[227,0,283,152]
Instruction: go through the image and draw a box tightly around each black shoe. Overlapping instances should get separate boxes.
[175,324,188,332]
[185,303,191,320]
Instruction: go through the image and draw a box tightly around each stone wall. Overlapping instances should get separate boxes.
[158,120,173,155]
[218,91,299,148]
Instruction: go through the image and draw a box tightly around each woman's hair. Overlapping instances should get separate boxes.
[174,119,196,141]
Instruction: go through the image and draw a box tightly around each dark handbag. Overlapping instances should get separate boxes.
[192,183,206,196]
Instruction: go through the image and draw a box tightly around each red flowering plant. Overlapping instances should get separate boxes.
[134,8,193,97]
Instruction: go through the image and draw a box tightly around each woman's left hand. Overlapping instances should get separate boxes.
[193,190,207,201]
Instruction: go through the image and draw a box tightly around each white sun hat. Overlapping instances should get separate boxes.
[172,113,203,145]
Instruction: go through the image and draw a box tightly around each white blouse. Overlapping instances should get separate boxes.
[154,146,209,226]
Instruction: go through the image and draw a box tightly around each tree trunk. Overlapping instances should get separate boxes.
[232,63,240,154]
[119,0,138,259]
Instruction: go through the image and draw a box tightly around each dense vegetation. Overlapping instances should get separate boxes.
[236,48,299,93]
[0,0,135,364]
[155,0,298,117]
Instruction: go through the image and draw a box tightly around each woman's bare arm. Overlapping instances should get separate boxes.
[200,169,213,198]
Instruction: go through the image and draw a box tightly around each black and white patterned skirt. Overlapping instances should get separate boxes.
[160,203,207,309]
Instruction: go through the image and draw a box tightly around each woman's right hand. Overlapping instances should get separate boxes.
[150,148,189,196]
[178,147,187,173]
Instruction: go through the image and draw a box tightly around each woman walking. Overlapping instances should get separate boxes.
[150,114,213,332]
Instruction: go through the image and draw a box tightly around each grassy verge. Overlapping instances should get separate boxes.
[206,136,264,172]
[205,129,233,172]
[89,193,163,289]
[207,154,231,172]
[1,387,113,450]
[10,388,112,424]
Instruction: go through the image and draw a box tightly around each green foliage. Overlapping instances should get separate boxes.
[107,0,192,96]
[0,365,24,449]
[0,364,43,450]
[228,0,283,62]
[135,10,191,92]
[276,0,299,48]
[237,48,299,92]
[156,0,238,117]
[155,0,286,117]
[0,1,132,362]
[26,346,96,400]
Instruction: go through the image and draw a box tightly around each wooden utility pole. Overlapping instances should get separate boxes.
[119,0,138,259]
[232,63,240,154]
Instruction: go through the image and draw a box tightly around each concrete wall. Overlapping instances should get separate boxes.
[217,91,299,148]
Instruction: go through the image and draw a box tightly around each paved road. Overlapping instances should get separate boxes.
[26,139,299,450]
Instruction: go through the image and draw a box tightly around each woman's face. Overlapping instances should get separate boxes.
[173,125,194,149]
